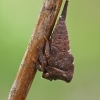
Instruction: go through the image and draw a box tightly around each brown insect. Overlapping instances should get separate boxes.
[35,0,74,83]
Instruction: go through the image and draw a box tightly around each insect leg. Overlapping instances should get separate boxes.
[32,57,43,71]
[38,46,47,71]
[43,35,51,58]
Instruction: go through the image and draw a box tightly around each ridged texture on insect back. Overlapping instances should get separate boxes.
[51,0,70,53]
[36,0,74,83]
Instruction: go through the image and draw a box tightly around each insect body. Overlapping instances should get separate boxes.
[36,0,74,83]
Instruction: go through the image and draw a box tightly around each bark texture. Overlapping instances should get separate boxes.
[8,0,63,100]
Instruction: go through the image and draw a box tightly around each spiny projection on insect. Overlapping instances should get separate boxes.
[35,0,74,83]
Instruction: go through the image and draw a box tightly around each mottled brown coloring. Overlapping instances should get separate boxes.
[35,0,74,83]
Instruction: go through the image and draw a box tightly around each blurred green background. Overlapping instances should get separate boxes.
[0,0,100,100]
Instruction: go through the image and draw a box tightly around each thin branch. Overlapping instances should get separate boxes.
[8,0,63,100]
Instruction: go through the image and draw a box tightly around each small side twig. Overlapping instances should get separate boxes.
[8,0,63,100]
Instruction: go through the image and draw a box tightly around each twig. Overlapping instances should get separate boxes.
[8,0,63,100]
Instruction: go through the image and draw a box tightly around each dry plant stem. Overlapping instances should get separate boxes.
[8,0,63,100]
